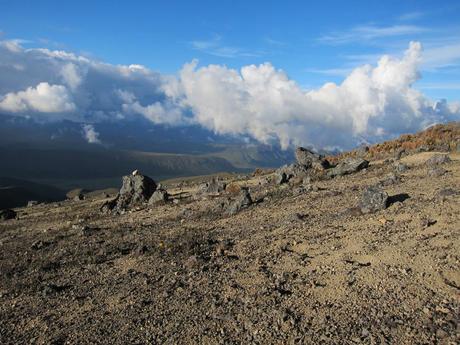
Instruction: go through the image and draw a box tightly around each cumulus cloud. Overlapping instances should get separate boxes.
[0,39,458,150]
[82,124,101,144]
[176,41,458,148]
[0,82,75,113]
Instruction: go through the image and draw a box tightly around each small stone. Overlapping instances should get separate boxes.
[428,167,447,177]
[379,173,401,186]
[394,162,409,173]
[27,200,39,207]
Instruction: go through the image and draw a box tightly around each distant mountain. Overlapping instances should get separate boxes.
[0,114,294,190]
[0,177,66,209]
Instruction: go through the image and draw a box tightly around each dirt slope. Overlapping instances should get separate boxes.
[0,151,459,344]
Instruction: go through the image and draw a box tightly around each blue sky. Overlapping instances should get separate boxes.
[1,0,460,100]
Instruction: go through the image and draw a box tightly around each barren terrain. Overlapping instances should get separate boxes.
[1,150,459,344]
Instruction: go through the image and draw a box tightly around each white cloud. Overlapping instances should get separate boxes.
[0,82,75,113]
[0,39,458,150]
[177,42,459,149]
[82,124,101,144]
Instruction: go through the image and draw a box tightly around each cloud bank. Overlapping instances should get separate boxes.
[0,40,458,150]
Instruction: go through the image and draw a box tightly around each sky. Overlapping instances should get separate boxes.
[0,0,459,149]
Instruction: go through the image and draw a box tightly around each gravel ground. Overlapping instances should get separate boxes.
[1,151,459,344]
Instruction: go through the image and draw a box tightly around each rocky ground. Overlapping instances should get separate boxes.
[1,148,459,344]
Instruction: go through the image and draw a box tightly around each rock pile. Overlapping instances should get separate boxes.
[275,147,329,184]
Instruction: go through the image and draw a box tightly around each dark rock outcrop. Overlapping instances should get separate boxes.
[359,186,389,214]
[101,170,157,213]
[328,158,369,177]
[295,147,329,169]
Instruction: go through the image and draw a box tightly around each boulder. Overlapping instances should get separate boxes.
[295,147,330,169]
[226,188,253,215]
[275,163,310,183]
[101,171,157,213]
[327,158,369,177]
[0,209,17,221]
[200,177,226,194]
[359,186,389,214]
[426,154,451,166]
[148,189,169,205]
[27,200,39,207]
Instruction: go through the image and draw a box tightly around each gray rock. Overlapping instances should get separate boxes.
[327,158,369,177]
[295,147,329,169]
[200,177,226,194]
[276,163,310,183]
[428,167,447,177]
[359,186,389,214]
[27,200,39,207]
[426,154,451,166]
[0,209,16,221]
[101,171,157,213]
[379,173,401,186]
[148,189,169,205]
[227,188,253,215]
[394,162,409,173]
